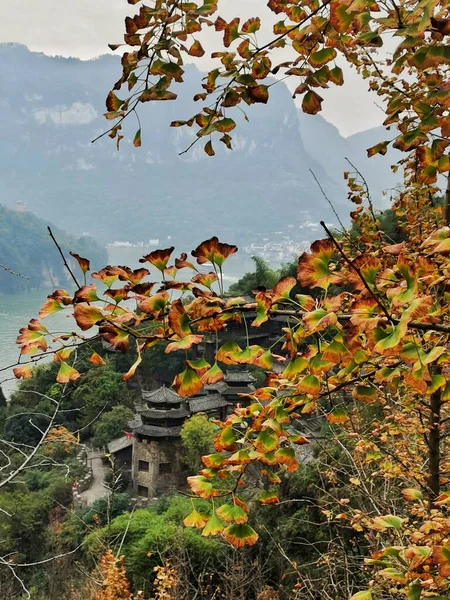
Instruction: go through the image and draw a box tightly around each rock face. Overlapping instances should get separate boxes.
[0,44,396,248]
[0,203,107,294]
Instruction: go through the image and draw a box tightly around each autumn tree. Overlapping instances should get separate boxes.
[180,414,216,472]
[9,0,450,598]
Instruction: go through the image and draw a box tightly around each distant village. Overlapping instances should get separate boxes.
[105,212,336,265]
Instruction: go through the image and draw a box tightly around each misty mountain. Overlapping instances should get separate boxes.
[0,43,396,247]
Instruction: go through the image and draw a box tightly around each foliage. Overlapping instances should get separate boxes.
[10,0,450,598]
[180,414,216,473]
[92,405,134,448]
[95,549,133,600]
[0,471,72,562]
[228,256,281,296]
[0,387,6,408]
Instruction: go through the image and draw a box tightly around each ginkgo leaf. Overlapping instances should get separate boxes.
[215,425,237,452]
[297,375,321,397]
[216,341,243,364]
[89,351,106,365]
[402,488,423,501]
[201,362,224,384]
[349,592,372,600]
[69,252,90,274]
[433,544,450,577]
[183,509,208,529]
[123,344,142,381]
[216,503,248,524]
[38,298,64,319]
[275,447,298,472]
[187,475,218,499]
[139,246,175,271]
[73,305,104,331]
[352,386,377,403]
[173,368,203,397]
[57,362,80,384]
[222,524,259,547]
[13,365,33,380]
[326,408,349,423]
[282,357,308,379]
[186,358,210,377]
[202,454,226,468]
[165,335,203,353]
[192,237,238,267]
[255,428,279,453]
[258,491,279,504]
[372,515,404,530]
[188,39,205,57]
[201,513,224,536]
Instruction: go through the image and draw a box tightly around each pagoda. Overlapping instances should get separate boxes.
[131,386,227,500]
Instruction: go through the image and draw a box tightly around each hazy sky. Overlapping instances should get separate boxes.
[0,0,384,136]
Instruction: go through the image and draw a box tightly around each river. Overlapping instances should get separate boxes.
[0,247,259,398]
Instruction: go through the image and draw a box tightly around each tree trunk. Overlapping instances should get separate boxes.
[428,381,442,507]
[444,170,450,226]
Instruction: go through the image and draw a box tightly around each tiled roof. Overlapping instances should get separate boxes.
[141,406,190,420]
[128,415,142,429]
[223,386,255,396]
[108,436,133,454]
[141,387,182,404]
[189,394,228,413]
[203,381,228,394]
[134,425,182,438]
[224,371,256,383]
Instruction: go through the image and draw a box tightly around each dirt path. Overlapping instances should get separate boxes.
[79,451,111,505]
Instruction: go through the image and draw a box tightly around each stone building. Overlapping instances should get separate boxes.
[130,386,228,500]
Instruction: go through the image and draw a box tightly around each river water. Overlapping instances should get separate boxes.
[0,247,259,398]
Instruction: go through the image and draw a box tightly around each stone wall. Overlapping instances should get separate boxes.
[132,438,188,500]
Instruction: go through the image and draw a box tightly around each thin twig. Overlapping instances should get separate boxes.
[47,226,80,289]
[309,169,347,233]
[0,264,29,279]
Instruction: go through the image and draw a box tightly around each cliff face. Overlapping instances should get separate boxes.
[0,204,107,294]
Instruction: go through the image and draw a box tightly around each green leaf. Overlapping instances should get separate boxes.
[373,323,406,352]
[222,523,259,547]
[133,129,141,147]
[56,362,80,384]
[201,512,224,536]
[215,425,238,451]
[373,514,404,529]
[407,584,422,600]
[255,428,279,452]
[309,47,337,68]
[216,503,248,524]
[187,475,217,499]
[173,368,203,397]
[215,118,236,133]
[204,140,215,156]
[301,90,323,115]
[349,592,372,600]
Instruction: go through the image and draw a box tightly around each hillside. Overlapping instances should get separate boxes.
[0,44,397,247]
[0,204,107,294]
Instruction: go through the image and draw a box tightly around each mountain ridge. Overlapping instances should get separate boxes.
[0,203,107,294]
[0,44,397,247]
